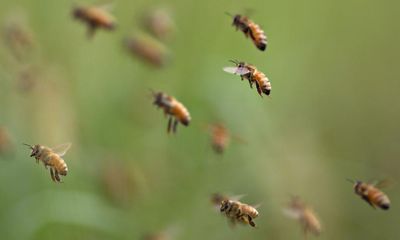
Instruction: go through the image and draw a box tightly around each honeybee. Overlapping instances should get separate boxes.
[227,13,267,51]
[125,35,169,67]
[24,143,71,182]
[283,196,321,238]
[208,124,230,154]
[220,199,259,227]
[223,60,271,96]
[72,4,116,37]
[0,127,13,156]
[142,8,175,41]
[151,91,191,133]
[348,179,391,210]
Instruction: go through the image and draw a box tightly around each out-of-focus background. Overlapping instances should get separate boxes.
[0,0,399,239]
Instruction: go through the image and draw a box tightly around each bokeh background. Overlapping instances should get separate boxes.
[0,0,400,239]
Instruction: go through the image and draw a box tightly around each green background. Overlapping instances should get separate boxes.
[0,0,399,239]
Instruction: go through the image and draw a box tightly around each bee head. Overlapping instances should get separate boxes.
[220,200,230,212]
[23,143,40,157]
[232,14,241,26]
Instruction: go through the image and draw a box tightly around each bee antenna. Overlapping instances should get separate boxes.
[22,143,33,149]
[346,178,355,184]
[229,59,238,64]
[224,12,233,17]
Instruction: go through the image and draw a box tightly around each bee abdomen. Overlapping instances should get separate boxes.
[376,194,390,210]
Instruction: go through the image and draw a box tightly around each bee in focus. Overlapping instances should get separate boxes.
[207,124,230,154]
[125,35,169,68]
[347,179,391,210]
[283,196,322,238]
[220,198,259,227]
[24,143,71,182]
[72,4,116,37]
[151,91,191,133]
[142,8,175,41]
[223,60,271,96]
[227,13,267,51]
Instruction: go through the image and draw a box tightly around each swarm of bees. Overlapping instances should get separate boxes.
[220,197,259,227]
[223,60,271,97]
[72,4,116,38]
[10,3,393,239]
[151,90,191,134]
[283,196,322,238]
[348,179,391,210]
[24,143,71,182]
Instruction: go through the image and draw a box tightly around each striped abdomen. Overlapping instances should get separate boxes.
[367,187,390,210]
[47,153,68,176]
[253,70,271,96]
[247,21,267,51]
[170,100,191,126]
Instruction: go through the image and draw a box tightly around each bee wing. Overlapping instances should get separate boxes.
[230,194,246,201]
[223,66,250,75]
[282,207,302,219]
[374,179,392,189]
[51,143,72,157]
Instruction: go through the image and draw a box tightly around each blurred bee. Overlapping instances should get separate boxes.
[347,179,391,210]
[283,196,322,238]
[125,35,169,68]
[24,143,71,182]
[227,13,267,51]
[208,124,230,154]
[142,8,175,41]
[2,15,35,61]
[220,198,259,227]
[72,4,116,37]
[0,127,13,156]
[142,225,181,240]
[223,60,271,96]
[151,91,191,133]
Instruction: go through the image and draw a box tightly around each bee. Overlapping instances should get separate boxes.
[142,8,175,41]
[208,124,230,154]
[125,35,169,68]
[220,199,259,227]
[151,91,191,133]
[23,143,71,182]
[72,4,116,37]
[0,127,13,156]
[283,196,322,238]
[227,13,267,51]
[223,60,271,96]
[348,179,391,210]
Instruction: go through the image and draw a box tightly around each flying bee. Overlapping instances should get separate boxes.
[347,179,391,210]
[207,123,230,154]
[151,91,191,133]
[283,196,322,238]
[227,13,267,51]
[142,8,175,41]
[125,35,169,68]
[24,143,71,183]
[223,60,271,96]
[72,4,116,38]
[220,199,259,227]
[0,127,13,156]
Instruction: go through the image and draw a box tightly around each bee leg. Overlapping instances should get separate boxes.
[247,216,256,227]
[173,119,178,133]
[87,24,97,38]
[167,117,173,133]
[248,79,253,88]
[255,82,262,97]
[54,169,61,183]
[50,168,56,182]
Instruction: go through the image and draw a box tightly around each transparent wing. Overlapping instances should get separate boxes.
[282,208,302,219]
[223,66,250,75]
[51,143,72,157]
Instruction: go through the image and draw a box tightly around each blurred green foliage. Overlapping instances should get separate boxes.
[0,0,400,239]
